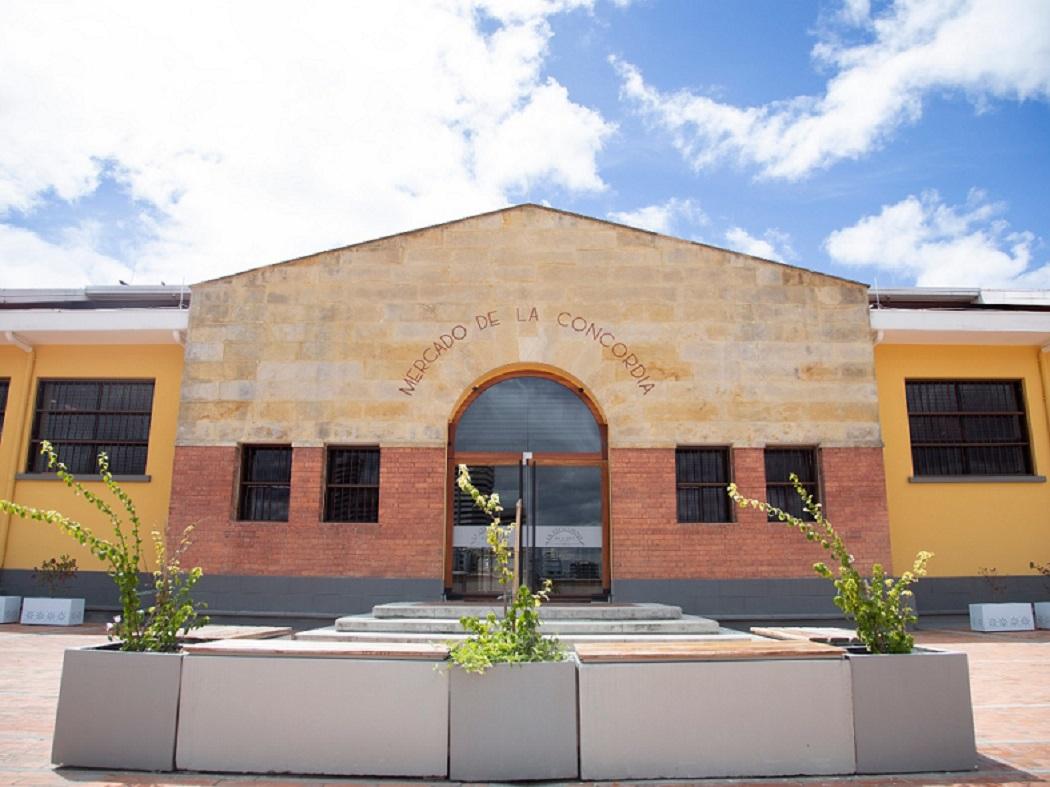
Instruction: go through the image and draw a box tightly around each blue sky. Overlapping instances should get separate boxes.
[1,0,1047,289]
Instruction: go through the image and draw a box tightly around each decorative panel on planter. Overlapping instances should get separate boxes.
[0,596,20,623]
[52,647,183,771]
[20,597,84,626]
[449,660,579,782]
[969,602,1034,632]
[577,657,855,779]
[849,648,976,774]
[176,653,449,777]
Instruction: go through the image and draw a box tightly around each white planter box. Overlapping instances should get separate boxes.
[578,655,855,780]
[0,596,20,623]
[848,648,977,773]
[1034,602,1050,629]
[449,659,579,782]
[969,602,1034,632]
[177,653,449,777]
[20,597,84,626]
[52,646,183,770]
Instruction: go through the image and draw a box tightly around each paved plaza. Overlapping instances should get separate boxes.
[0,621,1047,786]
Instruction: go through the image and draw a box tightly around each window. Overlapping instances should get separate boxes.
[324,447,380,522]
[675,447,731,523]
[0,378,9,432]
[764,448,820,521]
[238,446,292,521]
[906,380,1033,476]
[27,380,154,474]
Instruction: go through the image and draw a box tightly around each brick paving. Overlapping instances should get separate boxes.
[0,622,1047,785]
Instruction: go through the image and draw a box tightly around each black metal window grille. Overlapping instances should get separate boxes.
[324,447,380,522]
[27,380,154,474]
[764,448,820,521]
[906,380,1033,476]
[675,447,732,523]
[238,446,292,522]
[0,379,9,433]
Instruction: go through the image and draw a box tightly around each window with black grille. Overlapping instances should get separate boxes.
[906,380,1033,476]
[764,448,820,521]
[27,380,154,474]
[0,379,9,433]
[324,447,380,523]
[238,446,292,522]
[675,447,732,523]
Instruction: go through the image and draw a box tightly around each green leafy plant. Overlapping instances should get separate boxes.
[32,554,78,598]
[448,464,563,673]
[0,441,207,651]
[728,473,932,654]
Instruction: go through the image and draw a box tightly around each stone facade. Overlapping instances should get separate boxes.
[178,205,879,450]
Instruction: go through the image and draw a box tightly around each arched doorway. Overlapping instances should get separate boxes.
[446,371,609,600]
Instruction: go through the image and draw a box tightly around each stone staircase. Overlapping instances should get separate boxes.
[296,601,748,644]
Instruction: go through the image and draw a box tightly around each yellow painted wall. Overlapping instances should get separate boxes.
[876,344,1050,576]
[0,344,184,572]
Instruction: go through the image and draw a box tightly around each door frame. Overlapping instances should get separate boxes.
[444,369,610,600]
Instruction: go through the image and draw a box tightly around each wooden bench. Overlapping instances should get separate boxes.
[183,638,449,660]
[574,639,844,663]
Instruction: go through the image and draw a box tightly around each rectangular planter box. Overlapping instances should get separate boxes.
[1034,602,1050,629]
[52,646,183,770]
[177,654,449,777]
[449,659,579,782]
[20,597,84,626]
[0,596,20,623]
[849,648,976,774]
[578,656,855,779]
[969,602,1034,631]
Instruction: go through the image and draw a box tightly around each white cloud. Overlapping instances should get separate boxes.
[724,226,796,261]
[615,0,1050,179]
[0,0,613,287]
[0,223,133,288]
[824,189,1049,287]
[607,197,707,235]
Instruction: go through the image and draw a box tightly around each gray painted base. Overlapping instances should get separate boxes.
[177,655,449,777]
[4,568,1041,620]
[449,659,579,782]
[52,647,182,771]
[578,657,855,779]
[849,648,977,773]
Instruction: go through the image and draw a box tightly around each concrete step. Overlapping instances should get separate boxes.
[297,626,753,645]
[371,601,683,621]
[333,613,720,635]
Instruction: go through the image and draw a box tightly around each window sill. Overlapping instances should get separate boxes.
[235,519,289,524]
[908,475,1046,484]
[677,520,735,526]
[16,473,151,483]
[323,520,379,525]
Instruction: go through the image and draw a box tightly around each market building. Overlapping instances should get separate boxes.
[0,205,1047,621]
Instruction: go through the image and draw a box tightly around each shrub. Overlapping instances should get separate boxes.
[32,554,78,598]
[0,441,207,651]
[728,473,932,654]
[448,464,563,673]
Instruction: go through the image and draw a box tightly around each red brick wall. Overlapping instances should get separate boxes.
[168,445,446,577]
[609,447,891,579]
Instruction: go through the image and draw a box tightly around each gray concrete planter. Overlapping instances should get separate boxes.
[20,597,84,625]
[449,658,579,782]
[969,602,1034,631]
[0,595,20,623]
[51,646,183,771]
[176,653,449,777]
[848,648,977,774]
[1034,601,1050,629]
[577,656,856,780]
